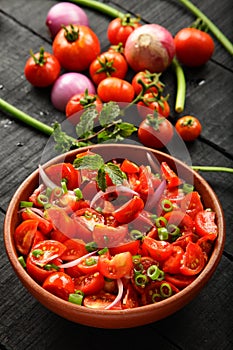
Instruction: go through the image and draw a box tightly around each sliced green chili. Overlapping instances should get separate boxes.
[134,263,144,275]
[132,255,141,264]
[85,257,97,266]
[167,224,180,237]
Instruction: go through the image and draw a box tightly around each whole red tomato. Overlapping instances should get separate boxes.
[107,14,141,46]
[175,115,202,141]
[97,77,135,102]
[52,24,101,71]
[24,47,61,87]
[89,50,128,85]
[137,92,170,118]
[138,115,174,149]
[65,89,102,125]
[174,28,214,67]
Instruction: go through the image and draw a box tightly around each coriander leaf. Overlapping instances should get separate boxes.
[104,162,126,186]
[99,101,121,126]
[73,154,104,170]
[75,107,98,138]
[96,165,107,192]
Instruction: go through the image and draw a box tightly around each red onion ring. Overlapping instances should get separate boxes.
[105,278,124,310]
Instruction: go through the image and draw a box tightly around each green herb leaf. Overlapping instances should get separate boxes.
[96,165,107,192]
[117,122,137,137]
[52,122,81,153]
[73,154,104,170]
[104,162,126,186]
[99,101,121,126]
[76,107,98,138]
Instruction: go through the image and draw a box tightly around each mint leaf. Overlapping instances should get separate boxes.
[104,162,126,186]
[96,165,107,192]
[99,101,121,126]
[117,122,137,137]
[73,154,104,170]
[75,107,98,138]
[52,122,81,153]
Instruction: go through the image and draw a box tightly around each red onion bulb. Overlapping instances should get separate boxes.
[124,24,175,73]
[51,72,96,112]
[46,2,89,38]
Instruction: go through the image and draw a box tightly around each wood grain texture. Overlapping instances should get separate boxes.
[0,0,233,349]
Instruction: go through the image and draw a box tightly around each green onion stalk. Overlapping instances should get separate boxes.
[0,98,232,173]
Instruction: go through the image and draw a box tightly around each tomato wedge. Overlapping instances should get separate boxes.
[98,251,133,279]
[194,210,218,237]
[74,272,105,295]
[26,256,63,284]
[120,159,139,173]
[113,196,144,224]
[60,238,88,261]
[161,162,182,188]
[141,236,173,262]
[42,271,75,301]
[180,191,204,219]
[93,224,128,248]
[162,245,184,274]
[164,210,194,232]
[180,241,205,276]
[45,162,79,190]
[14,219,39,255]
[83,292,122,309]
[21,208,53,235]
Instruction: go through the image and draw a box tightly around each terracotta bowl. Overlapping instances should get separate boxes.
[4,144,225,328]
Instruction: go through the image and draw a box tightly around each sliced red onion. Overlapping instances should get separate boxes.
[105,278,124,310]
[39,165,58,190]
[58,251,98,268]
[90,185,139,209]
[145,179,166,211]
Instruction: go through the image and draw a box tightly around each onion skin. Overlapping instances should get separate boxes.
[46,2,89,38]
[124,24,175,73]
[51,72,96,112]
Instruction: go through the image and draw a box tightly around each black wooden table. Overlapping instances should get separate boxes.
[1,1,233,349]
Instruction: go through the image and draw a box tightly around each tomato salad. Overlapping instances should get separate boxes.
[14,151,218,310]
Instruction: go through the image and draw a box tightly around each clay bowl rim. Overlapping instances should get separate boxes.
[4,144,225,328]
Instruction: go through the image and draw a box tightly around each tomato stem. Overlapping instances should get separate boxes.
[177,0,233,56]
[172,58,186,113]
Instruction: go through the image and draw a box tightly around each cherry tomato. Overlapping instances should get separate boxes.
[141,236,173,262]
[162,245,184,274]
[45,162,79,190]
[197,234,216,257]
[165,273,195,289]
[175,115,202,141]
[21,208,53,235]
[97,77,135,103]
[76,256,99,275]
[74,272,105,295]
[83,291,122,309]
[26,256,64,285]
[138,116,174,149]
[42,271,75,300]
[107,14,141,46]
[24,47,61,87]
[137,93,170,118]
[180,191,204,219]
[194,210,218,237]
[132,71,163,96]
[29,240,66,267]
[65,90,102,124]
[89,50,128,85]
[180,241,205,276]
[14,219,39,255]
[120,159,139,173]
[60,238,88,261]
[46,206,77,238]
[52,24,101,71]
[109,240,140,256]
[164,210,194,233]
[98,251,133,279]
[174,27,215,67]
[113,196,144,224]
[93,224,128,248]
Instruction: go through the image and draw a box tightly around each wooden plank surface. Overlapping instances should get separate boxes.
[0,1,233,349]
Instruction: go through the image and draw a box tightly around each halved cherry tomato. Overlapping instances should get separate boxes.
[42,271,75,301]
[122,282,139,309]
[197,233,216,257]
[180,241,205,276]
[180,191,204,219]
[83,291,122,309]
[46,206,77,238]
[194,210,218,237]
[60,238,87,261]
[113,196,144,224]
[93,223,128,248]
[98,251,133,279]
[109,240,140,256]
[26,256,63,284]
[164,210,194,233]
[45,163,79,190]
[162,245,184,274]
[165,273,196,289]
[21,208,53,235]
[161,162,183,188]
[74,271,105,295]
[76,256,99,275]
[29,240,67,267]
[14,219,39,255]
[71,208,105,241]
[141,236,173,262]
